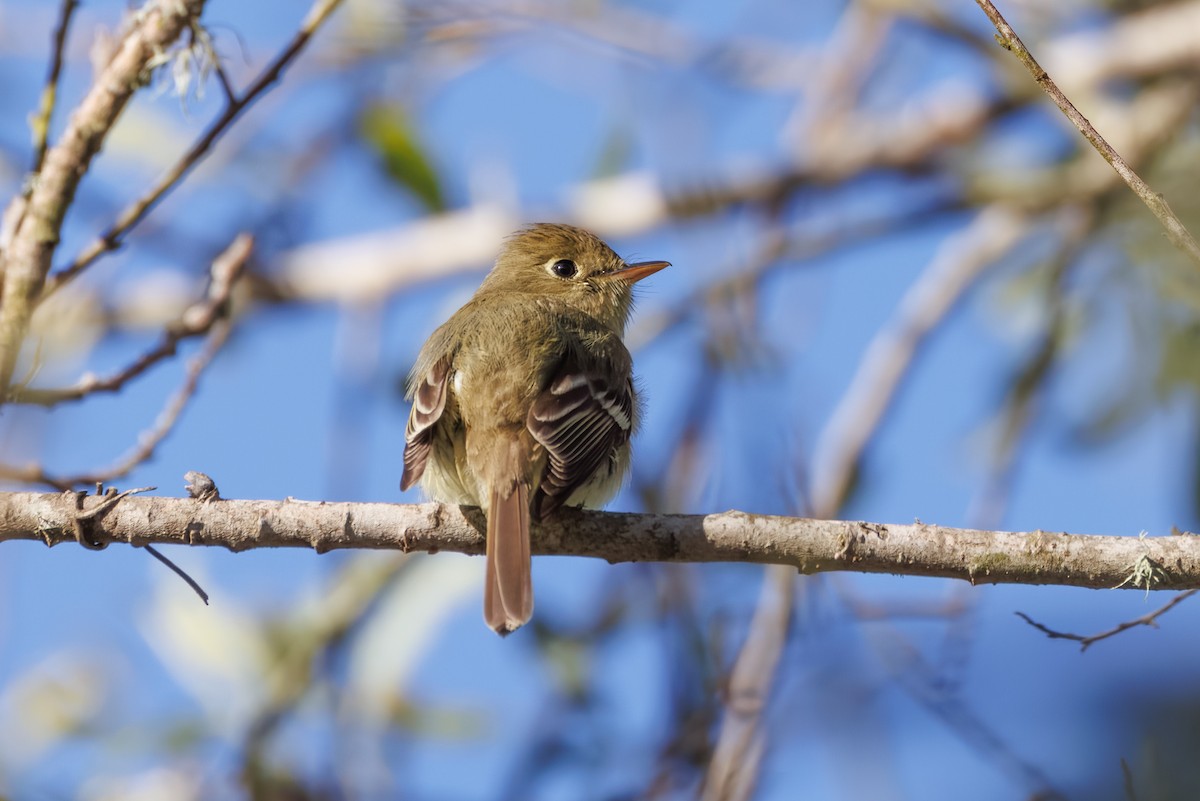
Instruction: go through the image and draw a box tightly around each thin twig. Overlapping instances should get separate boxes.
[69,484,156,548]
[11,233,252,406]
[74,485,156,522]
[45,0,348,298]
[67,482,210,602]
[64,318,232,487]
[0,318,233,490]
[29,0,80,176]
[143,544,210,604]
[974,0,1200,270]
[1015,589,1200,651]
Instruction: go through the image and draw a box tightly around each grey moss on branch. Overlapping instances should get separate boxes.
[3,490,1198,591]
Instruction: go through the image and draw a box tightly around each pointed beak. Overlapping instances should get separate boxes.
[608,260,670,283]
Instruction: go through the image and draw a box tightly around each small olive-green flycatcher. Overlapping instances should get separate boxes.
[401,223,669,635]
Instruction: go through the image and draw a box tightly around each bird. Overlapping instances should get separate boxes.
[400,223,669,634]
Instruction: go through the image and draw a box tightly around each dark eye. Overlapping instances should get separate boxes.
[551,259,577,279]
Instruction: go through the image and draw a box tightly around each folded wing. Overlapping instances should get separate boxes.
[401,356,451,491]
[527,365,633,520]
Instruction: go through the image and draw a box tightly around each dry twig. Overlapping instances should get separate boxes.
[12,233,252,406]
[1016,589,1200,651]
[974,0,1200,270]
[0,317,233,489]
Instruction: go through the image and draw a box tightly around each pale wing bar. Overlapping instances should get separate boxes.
[400,356,451,491]
[528,368,633,520]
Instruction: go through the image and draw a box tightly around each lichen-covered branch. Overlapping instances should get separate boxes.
[2,490,1197,591]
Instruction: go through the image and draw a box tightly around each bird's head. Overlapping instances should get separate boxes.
[480,223,669,332]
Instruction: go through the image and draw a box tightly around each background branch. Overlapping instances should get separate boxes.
[44,0,348,298]
[11,233,251,406]
[0,318,232,490]
[975,0,1200,269]
[28,0,79,177]
[0,0,208,395]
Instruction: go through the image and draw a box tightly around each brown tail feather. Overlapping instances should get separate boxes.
[484,481,533,635]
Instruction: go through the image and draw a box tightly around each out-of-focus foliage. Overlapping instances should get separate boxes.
[359,103,446,212]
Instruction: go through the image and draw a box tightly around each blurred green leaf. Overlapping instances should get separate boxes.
[359,104,445,213]
[1155,320,1200,398]
[592,124,635,180]
[386,695,487,738]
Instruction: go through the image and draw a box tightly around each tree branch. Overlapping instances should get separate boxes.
[809,204,1030,517]
[11,233,251,406]
[0,317,232,490]
[1015,588,1200,651]
[0,491,1197,590]
[0,0,208,396]
[44,0,347,298]
[974,0,1200,270]
[29,0,79,177]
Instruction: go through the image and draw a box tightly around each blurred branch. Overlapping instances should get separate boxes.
[12,233,251,406]
[1016,589,1200,652]
[967,208,1094,529]
[1038,1,1200,92]
[0,495,1196,590]
[702,204,1032,798]
[0,0,207,396]
[264,1,1200,305]
[810,205,1030,516]
[628,198,960,350]
[29,0,79,176]
[700,564,792,801]
[241,555,409,795]
[867,624,1067,798]
[415,0,815,88]
[44,0,348,299]
[975,0,1200,270]
[273,164,949,304]
[0,317,233,490]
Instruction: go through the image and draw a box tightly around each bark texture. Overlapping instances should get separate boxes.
[3,490,1194,591]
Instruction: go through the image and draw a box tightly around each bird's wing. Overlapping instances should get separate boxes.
[527,364,633,520]
[401,355,452,491]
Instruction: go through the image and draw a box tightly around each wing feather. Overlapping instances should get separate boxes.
[400,356,452,491]
[528,364,633,520]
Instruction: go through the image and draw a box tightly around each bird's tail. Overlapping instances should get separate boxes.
[484,479,533,635]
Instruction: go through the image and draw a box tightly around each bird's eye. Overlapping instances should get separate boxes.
[550,259,578,279]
